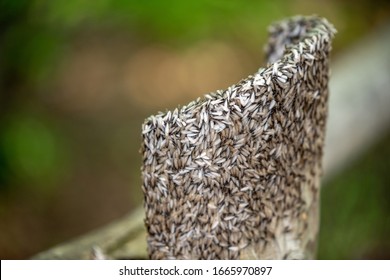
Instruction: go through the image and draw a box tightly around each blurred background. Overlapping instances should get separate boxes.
[1,0,390,259]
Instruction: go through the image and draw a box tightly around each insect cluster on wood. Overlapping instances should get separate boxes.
[141,15,336,259]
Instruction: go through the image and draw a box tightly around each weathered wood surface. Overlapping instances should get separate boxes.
[32,22,390,260]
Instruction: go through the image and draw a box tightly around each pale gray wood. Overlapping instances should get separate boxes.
[324,22,390,178]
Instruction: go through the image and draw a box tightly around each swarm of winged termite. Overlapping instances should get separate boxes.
[141,15,336,259]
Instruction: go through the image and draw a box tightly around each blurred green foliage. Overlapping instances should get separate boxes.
[319,134,390,259]
[1,0,388,87]
[21,0,290,40]
[0,115,68,192]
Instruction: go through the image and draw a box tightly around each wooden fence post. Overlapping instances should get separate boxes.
[141,15,336,259]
